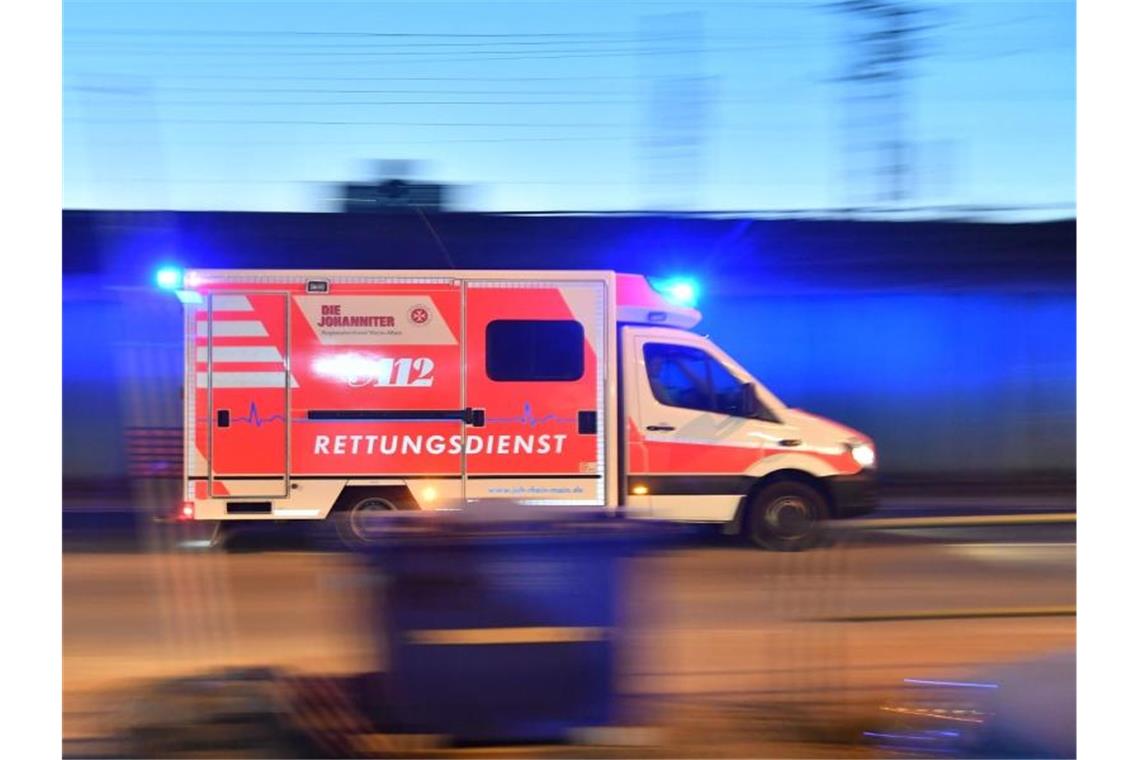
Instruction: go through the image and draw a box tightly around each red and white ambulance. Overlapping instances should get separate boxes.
[174,269,876,549]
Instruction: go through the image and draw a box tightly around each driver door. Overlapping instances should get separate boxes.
[623,327,786,520]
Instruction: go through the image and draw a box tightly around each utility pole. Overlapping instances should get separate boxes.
[639,12,710,211]
[832,1,936,208]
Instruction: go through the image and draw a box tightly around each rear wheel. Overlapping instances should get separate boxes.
[335,493,400,545]
[746,481,828,551]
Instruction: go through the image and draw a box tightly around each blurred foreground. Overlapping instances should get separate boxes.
[64,513,1074,758]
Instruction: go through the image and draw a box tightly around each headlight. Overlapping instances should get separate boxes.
[849,441,876,469]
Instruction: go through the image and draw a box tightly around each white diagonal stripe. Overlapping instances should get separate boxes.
[210,295,253,311]
[197,372,299,388]
[197,320,268,337]
[197,346,283,363]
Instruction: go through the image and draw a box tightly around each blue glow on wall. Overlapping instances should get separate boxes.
[700,292,1075,473]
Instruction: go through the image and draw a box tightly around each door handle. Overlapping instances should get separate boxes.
[646,424,675,432]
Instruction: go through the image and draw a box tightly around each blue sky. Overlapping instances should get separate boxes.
[63,0,1075,214]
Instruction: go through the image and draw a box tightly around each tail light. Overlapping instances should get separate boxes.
[179,501,195,521]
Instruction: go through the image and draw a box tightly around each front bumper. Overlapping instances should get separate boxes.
[826,472,878,518]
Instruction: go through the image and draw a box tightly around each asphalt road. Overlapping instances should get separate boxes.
[63,521,1075,753]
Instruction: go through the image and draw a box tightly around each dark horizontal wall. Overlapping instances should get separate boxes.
[62,211,1075,491]
[64,211,1075,291]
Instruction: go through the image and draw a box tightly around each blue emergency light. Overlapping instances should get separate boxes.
[155,266,183,290]
[649,276,700,308]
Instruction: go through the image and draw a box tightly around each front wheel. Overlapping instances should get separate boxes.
[746,481,828,551]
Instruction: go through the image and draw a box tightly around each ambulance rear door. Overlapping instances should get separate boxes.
[201,291,291,499]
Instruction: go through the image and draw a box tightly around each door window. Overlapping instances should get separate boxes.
[643,342,774,419]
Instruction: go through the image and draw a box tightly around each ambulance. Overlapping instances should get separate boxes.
[170,269,877,550]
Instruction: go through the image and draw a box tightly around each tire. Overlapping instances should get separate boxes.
[745,481,828,551]
[335,493,400,546]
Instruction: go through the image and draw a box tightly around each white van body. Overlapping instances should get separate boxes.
[175,269,876,548]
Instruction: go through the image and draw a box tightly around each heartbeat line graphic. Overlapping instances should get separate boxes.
[233,401,286,427]
[487,401,573,427]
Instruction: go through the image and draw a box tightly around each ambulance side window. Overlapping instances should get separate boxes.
[644,342,773,419]
[486,320,585,382]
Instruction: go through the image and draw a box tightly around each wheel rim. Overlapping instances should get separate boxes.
[764,495,814,540]
[348,497,396,540]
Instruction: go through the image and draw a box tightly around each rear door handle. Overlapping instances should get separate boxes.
[646,424,675,432]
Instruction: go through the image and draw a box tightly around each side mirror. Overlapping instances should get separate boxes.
[741,382,779,422]
[741,382,761,418]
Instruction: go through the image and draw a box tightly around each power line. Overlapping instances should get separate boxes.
[65,24,817,41]
[68,73,651,83]
[67,91,819,107]
[66,91,1068,107]
[75,135,637,147]
[65,37,644,51]
[68,37,636,48]
[74,98,666,106]
[64,116,820,133]
[68,178,781,187]
[67,28,630,39]
[65,36,816,53]
[70,44,665,58]
[70,86,647,95]
[65,43,795,63]
[64,117,636,127]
